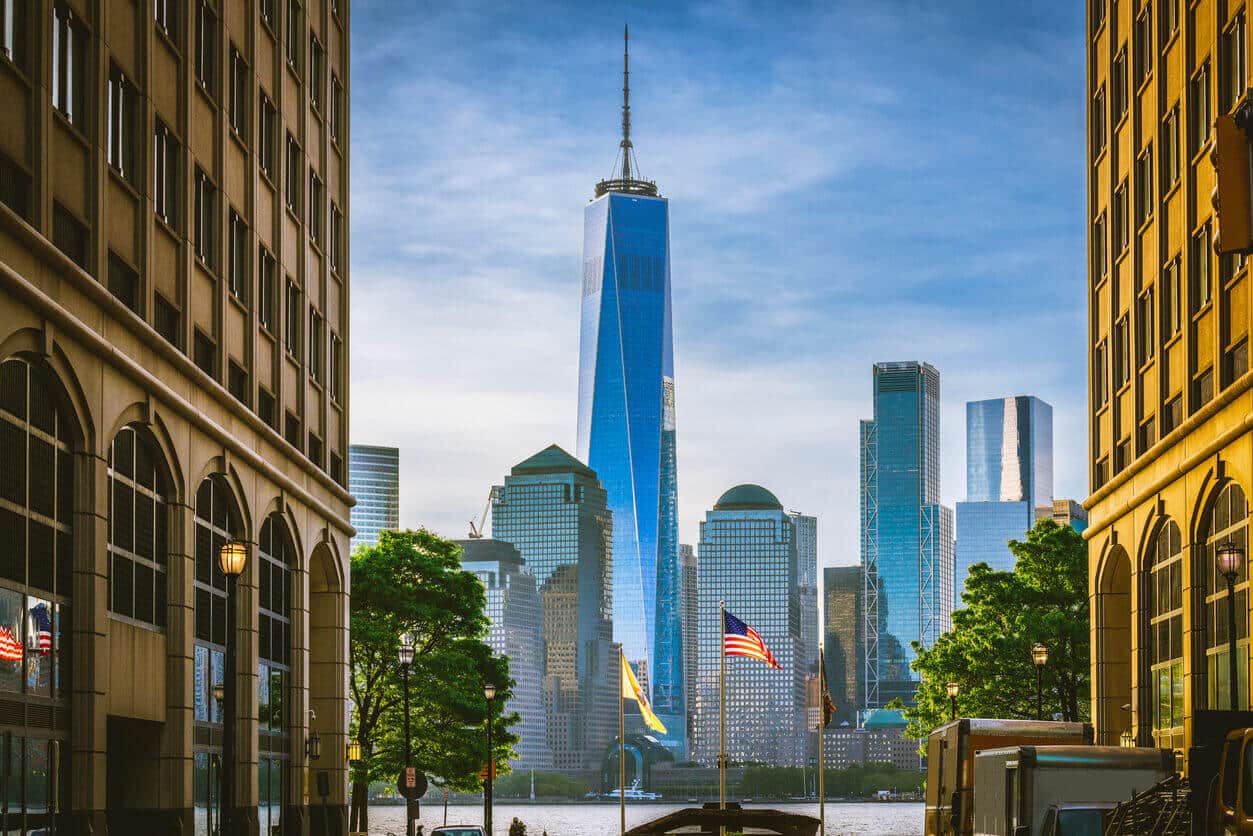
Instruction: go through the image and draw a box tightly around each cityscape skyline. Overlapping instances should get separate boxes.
[348,3,1089,570]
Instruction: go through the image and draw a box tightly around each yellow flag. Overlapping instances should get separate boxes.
[621,651,667,734]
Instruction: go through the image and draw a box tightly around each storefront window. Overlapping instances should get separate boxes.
[1204,483,1251,710]
[0,591,23,695]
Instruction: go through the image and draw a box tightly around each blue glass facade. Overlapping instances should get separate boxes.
[860,362,953,708]
[577,190,684,754]
[956,396,1053,597]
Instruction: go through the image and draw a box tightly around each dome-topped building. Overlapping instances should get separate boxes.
[714,484,784,512]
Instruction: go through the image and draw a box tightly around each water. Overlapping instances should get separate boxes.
[362,801,923,835]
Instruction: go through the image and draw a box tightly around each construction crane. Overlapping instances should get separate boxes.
[467,488,496,539]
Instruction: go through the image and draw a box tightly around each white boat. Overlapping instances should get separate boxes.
[603,779,662,801]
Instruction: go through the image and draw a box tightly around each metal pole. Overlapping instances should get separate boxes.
[719,600,726,836]
[950,695,957,722]
[1229,573,1241,711]
[620,682,626,836]
[223,573,238,836]
[404,665,414,836]
[1035,664,1042,721]
[818,706,825,833]
[485,696,494,835]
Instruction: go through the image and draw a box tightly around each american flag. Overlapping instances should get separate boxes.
[723,610,780,670]
[0,627,22,662]
[28,604,52,655]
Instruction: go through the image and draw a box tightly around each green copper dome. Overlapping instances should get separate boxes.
[862,708,907,729]
[714,484,783,511]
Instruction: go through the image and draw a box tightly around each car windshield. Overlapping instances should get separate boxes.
[433,830,484,836]
[1056,808,1105,836]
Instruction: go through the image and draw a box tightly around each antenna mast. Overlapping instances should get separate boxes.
[621,24,632,181]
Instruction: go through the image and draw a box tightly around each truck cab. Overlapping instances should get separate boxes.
[1038,804,1114,836]
[1213,727,1253,834]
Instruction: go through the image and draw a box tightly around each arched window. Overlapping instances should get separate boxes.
[258,514,292,836]
[1148,521,1183,749]
[107,426,168,627]
[192,476,240,836]
[1203,482,1250,710]
[0,357,74,830]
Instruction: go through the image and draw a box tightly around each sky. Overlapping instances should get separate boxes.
[348,0,1088,569]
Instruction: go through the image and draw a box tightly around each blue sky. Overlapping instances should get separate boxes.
[348,0,1088,568]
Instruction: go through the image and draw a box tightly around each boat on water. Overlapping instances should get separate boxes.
[598,779,662,801]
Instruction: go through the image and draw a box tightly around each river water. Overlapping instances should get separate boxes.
[363,801,924,835]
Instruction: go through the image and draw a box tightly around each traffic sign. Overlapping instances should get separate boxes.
[397,766,427,800]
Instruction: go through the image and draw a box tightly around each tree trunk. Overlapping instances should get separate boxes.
[352,778,371,831]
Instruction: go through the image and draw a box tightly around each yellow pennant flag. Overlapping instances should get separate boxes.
[621,651,667,734]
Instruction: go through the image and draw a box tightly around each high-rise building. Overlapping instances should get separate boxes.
[1036,499,1089,534]
[458,539,549,770]
[349,444,400,550]
[693,486,805,767]
[1083,0,1253,751]
[789,512,819,681]
[491,445,619,771]
[955,397,1053,597]
[823,566,864,726]
[860,361,953,708]
[680,543,698,745]
[575,28,685,755]
[0,1,354,831]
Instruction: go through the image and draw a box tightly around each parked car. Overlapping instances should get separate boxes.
[431,827,487,836]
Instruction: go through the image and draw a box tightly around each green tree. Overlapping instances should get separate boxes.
[348,529,518,831]
[901,519,1089,741]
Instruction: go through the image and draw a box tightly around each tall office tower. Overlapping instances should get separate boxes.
[349,444,400,550]
[693,486,805,767]
[0,1,354,830]
[458,539,550,770]
[860,362,953,708]
[1036,499,1089,534]
[789,512,819,679]
[491,445,619,771]
[823,566,864,726]
[1082,0,1253,750]
[680,543,698,744]
[576,28,685,755]
[955,397,1053,596]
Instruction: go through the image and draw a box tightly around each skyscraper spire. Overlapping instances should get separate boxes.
[621,24,632,181]
[595,24,658,197]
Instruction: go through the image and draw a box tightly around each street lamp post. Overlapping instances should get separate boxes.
[484,683,497,835]
[218,540,248,836]
[1218,542,1245,711]
[1031,642,1049,721]
[946,682,960,722]
[398,632,416,836]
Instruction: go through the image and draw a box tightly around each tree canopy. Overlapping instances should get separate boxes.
[900,519,1090,741]
[349,529,518,829]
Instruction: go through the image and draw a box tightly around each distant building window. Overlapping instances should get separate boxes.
[228,360,248,405]
[1160,0,1178,44]
[1223,14,1247,114]
[108,252,141,315]
[258,247,277,331]
[154,121,179,228]
[307,432,322,467]
[194,169,217,268]
[330,332,342,402]
[1113,181,1129,255]
[308,170,323,244]
[1114,315,1130,390]
[1163,258,1182,337]
[1092,86,1107,156]
[1192,62,1211,156]
[285,134,301,214]
[260,0,275,30]
[1162,394,1182,434]
[154,293,181,348]
[1135,146,1153,227]
[154,0,176,39]
[1202,483,1250,711]
[1094,0,1106,30]
[52,202,87,270]
[1163,107,1180,188]
[1094,338,1109,407]
[1112,47,1128,122]
[1134,5,1152,86]
[284,412,300,449]
[329,203,343,273]
[1192,223,1213,310]
[329,452,343,485]
[1137,286,1155,365]
[52,5,85,127]
[1194,366,1214,408]
[285,0,301,73]
[1226,338,1250,384]
[108,65,136,182]
[196,0,216,93]
[1093,211,1107,283]
[309,310,324,382]
[2,0,27,69]
[331,74,344,143]
[229,46,248,135]
[228,211,247,302]
[1148,520,1184,748]
[257,388,276,429]
[309,34,324,111]
[108,426,168,627]
[193,329,217,378]
[0,150,31,221]
[285,280,301,360]
[259,96,277,179]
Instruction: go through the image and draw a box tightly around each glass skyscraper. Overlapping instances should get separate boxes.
[955,396,1053,598]
[860,362,953,708]
[692,486,805,767]
[576,29,685,755]
[789,512,819,680]
[491,445,619,772]
[348,444,399,551]
[458,538,549,770]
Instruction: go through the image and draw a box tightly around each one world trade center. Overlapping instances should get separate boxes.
[576,27,685,755]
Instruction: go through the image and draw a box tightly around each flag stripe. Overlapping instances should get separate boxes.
[722,611,781,670]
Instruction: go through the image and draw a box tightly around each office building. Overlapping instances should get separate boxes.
[575,28,685,754]
[955,397,1053,596]
[491,445,619,771]
[821,710,922,772]
[823,566,864,726]
[860,362,953,708]
[1084,0,1253,752]
[0,1,354,831]
[458,539,549,770]
[1036,499,1089,534]
[349,444,399,550]
[693,486,805,767]
[789,512,819,679]
[681,543,698,744]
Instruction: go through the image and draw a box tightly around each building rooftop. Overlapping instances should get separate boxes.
[862,709,907,729]
[511,444,595,478]
[714,484,783,511]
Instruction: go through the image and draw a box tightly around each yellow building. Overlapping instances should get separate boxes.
[0,0,353,832]
[1086,0,1253,755]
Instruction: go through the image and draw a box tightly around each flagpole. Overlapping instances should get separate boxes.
[818,645,826,835]
[620,668,626,836]
[719,599,726,818]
